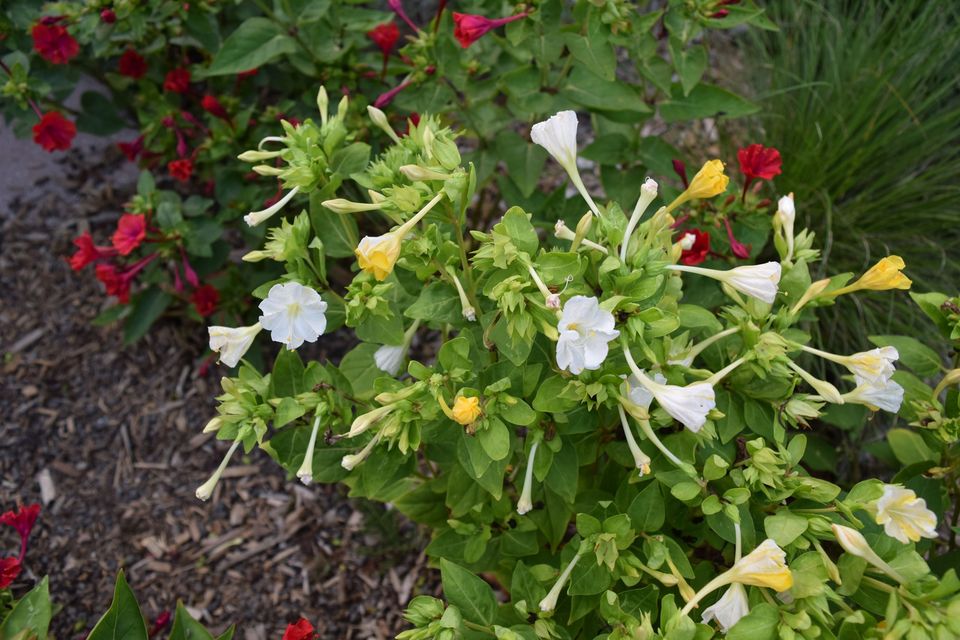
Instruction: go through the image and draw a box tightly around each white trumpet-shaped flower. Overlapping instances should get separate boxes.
[843,375,904,413]
[776,194,796,262]
[831,524,905,582]
[801,345,898,384]
[374,344,405,376]
[258,282,328,349]
[701,583,750,632]
[622,345,716,432]
[244,186,300,227]
[208,323,262,368]
[531,111,600,216]
[539,552,583,612]
[667,262,782,304]
[621,372,666,410]
[196,440,241,501]
[555,296,620,375]
[872,484,938,544]
[296,413,323,485]
[517,441,539,515]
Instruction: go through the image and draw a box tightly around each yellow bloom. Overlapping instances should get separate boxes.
[355,232,402,281]
[451,395,482,425]
[667,160,729,211]
[872,484,938,544]
[832,256,911,296]
[728,539,794,592]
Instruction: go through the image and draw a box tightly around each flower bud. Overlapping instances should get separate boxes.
[451,396,482,425]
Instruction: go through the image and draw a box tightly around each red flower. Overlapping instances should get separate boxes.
[373,80,412,109]
[163,68,191,93]
[118,49,147,79]
[68,232,116,271]
[32,23,79,64]
[452,12,527,49]
[168,158,193,182]
[112,214,147,256]
[237,68,259,79]
[32,112,76,152]
[1,504,40,561]
[201,94,230,122]
[95,264,131,303]
[679,229,711,265]
[100,9,117,23]
[672,159,689,189]
[737,144,782,181]
[367,22,400,56]
[0,557,21,589]
[282,619,315,640]
[191,284,220,317]
[387,0,418,31]
[723,218,751,259]
[117,135,145,162]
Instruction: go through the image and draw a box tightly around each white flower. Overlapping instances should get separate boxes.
[844,347,899,384]
[531,110,578,171]
[831,524,905,582]
[621,372,667,409]
[556,295,620,374]
[374,344,405,376]
[727,539,793,592]
[724,262,782,303]
[843,376,904,413]
[701,583,749,632]
[872,484,938,544]
[666,262,782,304]
[244,187,300,226]
[679,233,696,250]
[517,442,539,515]
[208,323,262,367]
[258,282,328,349]
[652,381,716,433]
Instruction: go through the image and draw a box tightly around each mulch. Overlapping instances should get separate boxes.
[0,143,435,639]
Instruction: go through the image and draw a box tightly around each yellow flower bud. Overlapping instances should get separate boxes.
[355,232,402,281]
[451,395,482,425]
[668,160,729,211]
[833,256,911,296]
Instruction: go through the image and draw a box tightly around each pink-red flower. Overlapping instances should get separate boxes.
[168,158,193,182]
[368,22,400,56]
[191,284,220,317]
[163,68,191,93]
[117,136,145,162]
[1,504,40,561]
[32,112,76,152]
[32,22,79,64]
[672,159,689,189]
[452,12,527,48]
[724,218,751,259]
[112,214,147,256]
[0,557,20,589]
[679,229,711,265]
[100,9,117,24]
[68,232,117,271]
[118,49,147,79]
[737,144,782,182]
[201,94,230,123]
[282,619,315,640]
[95,255,156,303]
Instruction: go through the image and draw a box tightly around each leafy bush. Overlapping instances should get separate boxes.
[1,0,768,340]
[194,100,960,639]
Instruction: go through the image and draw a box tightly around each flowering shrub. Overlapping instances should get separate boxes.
[193,99,960,638]
[2,0,769,339]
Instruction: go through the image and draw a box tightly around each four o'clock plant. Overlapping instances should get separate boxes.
[191,101,960,638]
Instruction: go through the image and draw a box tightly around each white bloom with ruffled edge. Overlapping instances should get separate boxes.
[845,347,899,384]
[701,583,749,632]
[258,282,328,349]
[728,539,794,591]
[208,323,262,367]
[374,344,405,376]
[652,381,716,433]
[667,262,782,304]
[843,375,904,413]
[872,484,938,544]
[555,295,620,375]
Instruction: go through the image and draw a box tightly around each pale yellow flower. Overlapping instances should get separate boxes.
[831,256,911,296]
[355,232,402,281]
[872,484,938,544]
[451,395,482,425]
[667,160,729,211]
[728,539,794,592]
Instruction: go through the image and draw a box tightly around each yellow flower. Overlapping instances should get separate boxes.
[832,256,911,296]
[667,160,729,211]
[355,232,402,281]
[451,395,482,425]
[872,484,938,544]
[728,539,794,592]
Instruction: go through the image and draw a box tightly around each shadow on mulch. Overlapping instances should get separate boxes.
[0,143,435,640]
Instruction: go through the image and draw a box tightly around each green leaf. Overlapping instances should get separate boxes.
[886,428,938,466]
[168,603,214,640]
[203,18,298,76]
[545,440,578,504]
[271,348,306,397]
[627,482,665,532]
[440,559,497,626]
[77,91,125,135]
[501,207,539,255]
[477,417,511,461]
[87,571,149,640]
[0,576,52,640]
[338,343,382,399]
[764,511,808,547]
[909,292,952,338]
[562,67,650,115]
[329,143,371,177]
[726,602,779,640]
[123,288,172,345]
[868,335,942,378]
[405,281,464,324]
[659,83,760,123]
[669,40,707,96]
[495,131,547,198]
[563,24,615,81]
[310,191,358,259]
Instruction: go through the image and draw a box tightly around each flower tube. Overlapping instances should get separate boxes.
[517,441,539,514]
[531,111,600,217]
[666,262,782,304]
